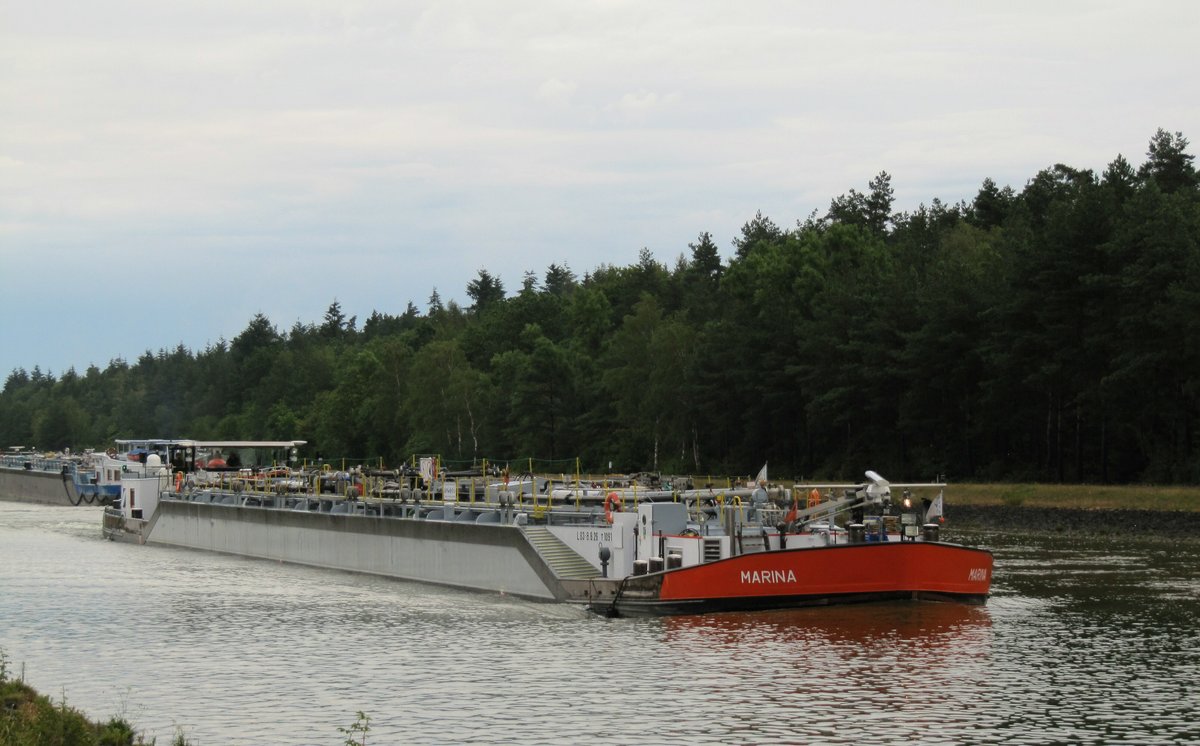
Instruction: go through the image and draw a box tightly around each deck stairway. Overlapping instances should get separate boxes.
[523,526,601,580]
[738,529,768,554]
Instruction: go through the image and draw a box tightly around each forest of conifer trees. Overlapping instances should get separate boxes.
[3,129,1198,484]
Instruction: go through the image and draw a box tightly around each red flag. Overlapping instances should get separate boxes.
[784,497,799,524]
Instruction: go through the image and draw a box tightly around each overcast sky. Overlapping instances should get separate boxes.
[2,0,1198,379]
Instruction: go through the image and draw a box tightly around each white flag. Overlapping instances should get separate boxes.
[754,462,768,485]
[925,494,944,523]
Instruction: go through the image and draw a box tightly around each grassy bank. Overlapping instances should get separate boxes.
[0,650,187,746]
[951,483,1200,512]
[0,680,173,746]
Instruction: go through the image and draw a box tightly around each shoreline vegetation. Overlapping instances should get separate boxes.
[940,483,1200,539]
[0,650,374,746]
[0,650,188,746]
[952,482,1200,512]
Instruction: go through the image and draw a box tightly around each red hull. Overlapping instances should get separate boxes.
[609,541,992,617]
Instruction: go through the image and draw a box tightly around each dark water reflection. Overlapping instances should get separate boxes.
[659,597,992,642]
[1,504,1198,745]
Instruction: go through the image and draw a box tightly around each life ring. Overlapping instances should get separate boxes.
[174,471,183,492]
[604,492,623,524]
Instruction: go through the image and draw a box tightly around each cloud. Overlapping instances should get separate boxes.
[609,90,682,120]
[1,0,1198,377]
[536,77,577,105]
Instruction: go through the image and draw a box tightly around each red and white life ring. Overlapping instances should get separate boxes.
[604,492,623,524]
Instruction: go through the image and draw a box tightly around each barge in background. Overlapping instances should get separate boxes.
[103,442,992,617]
[0,447,119,506]
[0,438,233,506]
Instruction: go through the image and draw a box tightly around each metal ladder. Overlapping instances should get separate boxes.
[738,528,768,554]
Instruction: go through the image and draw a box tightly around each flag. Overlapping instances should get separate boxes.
[784,495,798,524]
[925,494,944,524]
[754,462,768,485]
[419,457,435,485]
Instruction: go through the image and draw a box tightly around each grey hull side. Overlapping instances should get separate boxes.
[0,468,77,505]
[146,500,563,601]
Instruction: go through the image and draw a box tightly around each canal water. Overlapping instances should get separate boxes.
[1,502,1197,745]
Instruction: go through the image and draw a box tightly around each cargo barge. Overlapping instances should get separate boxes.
[0,448,118,505]
[102,442,992,616]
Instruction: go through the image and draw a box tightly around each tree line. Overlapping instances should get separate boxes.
[3,129,1198,484]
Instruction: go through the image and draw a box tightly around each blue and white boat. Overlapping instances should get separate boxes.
[0,447,119,505]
